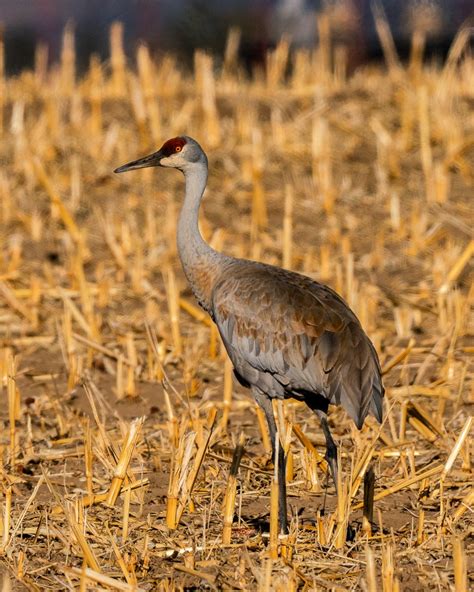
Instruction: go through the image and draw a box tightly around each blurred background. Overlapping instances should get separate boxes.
[1,0,473,74]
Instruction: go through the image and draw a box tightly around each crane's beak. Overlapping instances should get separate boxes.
[114,149,164,173]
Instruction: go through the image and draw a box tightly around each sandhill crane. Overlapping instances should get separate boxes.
[115,136,384,534]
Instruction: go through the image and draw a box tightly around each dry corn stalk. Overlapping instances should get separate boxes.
[175,409,217,526]
[65,566,145,592]
[106,417,145,507]
[221,357,233,430]
[452,536,467,592]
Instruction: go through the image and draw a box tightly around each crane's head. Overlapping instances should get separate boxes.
[114,136,206,174]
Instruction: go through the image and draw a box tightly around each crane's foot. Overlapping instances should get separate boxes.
[325,443,338,494]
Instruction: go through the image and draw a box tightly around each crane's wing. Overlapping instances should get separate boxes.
[212,262,383,428]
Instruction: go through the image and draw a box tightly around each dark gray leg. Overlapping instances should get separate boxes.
[304,392,337,493]
[303,395,338,491]
[315,410,338,492]
[253,389,288,534]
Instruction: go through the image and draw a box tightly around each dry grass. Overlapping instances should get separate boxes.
[0,16,473,591]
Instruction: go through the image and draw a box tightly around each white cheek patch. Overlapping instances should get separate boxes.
[160,156,174,167]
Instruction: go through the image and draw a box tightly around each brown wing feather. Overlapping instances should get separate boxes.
[212,260,384,428]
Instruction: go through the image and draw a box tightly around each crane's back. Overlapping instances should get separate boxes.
[212,259,384,429]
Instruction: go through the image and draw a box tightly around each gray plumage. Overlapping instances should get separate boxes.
[213,261,383,429]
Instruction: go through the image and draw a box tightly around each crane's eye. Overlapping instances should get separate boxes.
[175,146,182,152]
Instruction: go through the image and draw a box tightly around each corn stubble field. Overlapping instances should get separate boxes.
[0,15,473,592]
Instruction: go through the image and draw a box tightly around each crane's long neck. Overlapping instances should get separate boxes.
[177,162,224,312]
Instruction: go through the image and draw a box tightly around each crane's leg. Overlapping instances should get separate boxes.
[252,389,288,534]
[315,410,338,492]
[304,396,338,492]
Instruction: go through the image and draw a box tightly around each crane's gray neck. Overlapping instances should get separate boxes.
[177,162,223,312]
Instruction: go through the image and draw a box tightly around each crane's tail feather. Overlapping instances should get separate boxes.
[330,328,384,430]
[370,379,384,423]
